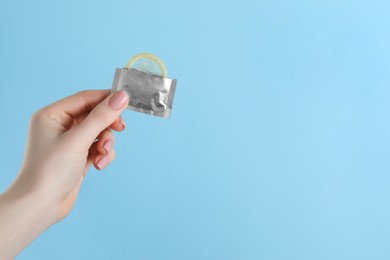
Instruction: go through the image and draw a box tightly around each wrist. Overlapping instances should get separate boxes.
[9,172,59,225]
[0,178,58,259]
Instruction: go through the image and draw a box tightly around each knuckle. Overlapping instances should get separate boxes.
[89,106,107,123]
[110,149,117,161]
[105,129,116,141]
[76,90,93,111]
[77,90,88,95]
[30,109,48,125]
[77,90,90,101]
[30,110,42,122]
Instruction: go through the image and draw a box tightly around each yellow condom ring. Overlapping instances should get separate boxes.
[126,52,167,78]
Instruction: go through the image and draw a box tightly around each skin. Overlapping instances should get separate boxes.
[0,90,129,259]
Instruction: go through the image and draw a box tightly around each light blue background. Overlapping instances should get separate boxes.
[1,0,390,259]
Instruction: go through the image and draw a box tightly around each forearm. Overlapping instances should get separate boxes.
[0,90,126,258]
[0,179,57,259]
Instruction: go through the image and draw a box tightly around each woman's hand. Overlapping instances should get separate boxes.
[0,90,129,259]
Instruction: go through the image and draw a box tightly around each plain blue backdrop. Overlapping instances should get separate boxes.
[1,0,390,259]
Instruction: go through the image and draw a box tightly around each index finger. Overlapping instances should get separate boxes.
[45,89,111,117]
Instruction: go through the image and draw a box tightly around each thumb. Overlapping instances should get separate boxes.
[70,91,128,147]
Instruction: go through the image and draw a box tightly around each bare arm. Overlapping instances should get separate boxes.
[0,90,128,259]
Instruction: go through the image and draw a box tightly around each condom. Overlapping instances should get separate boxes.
[126,52,167,77]
[111,53,177,119]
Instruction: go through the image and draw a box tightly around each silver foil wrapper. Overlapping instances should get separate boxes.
[111,68,177,118]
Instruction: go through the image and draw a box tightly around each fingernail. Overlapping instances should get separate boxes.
[109,91,128,110]
[103,139,113,154]
[97,156,109,170]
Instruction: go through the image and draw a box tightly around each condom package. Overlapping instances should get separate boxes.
[111,53,177,119]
